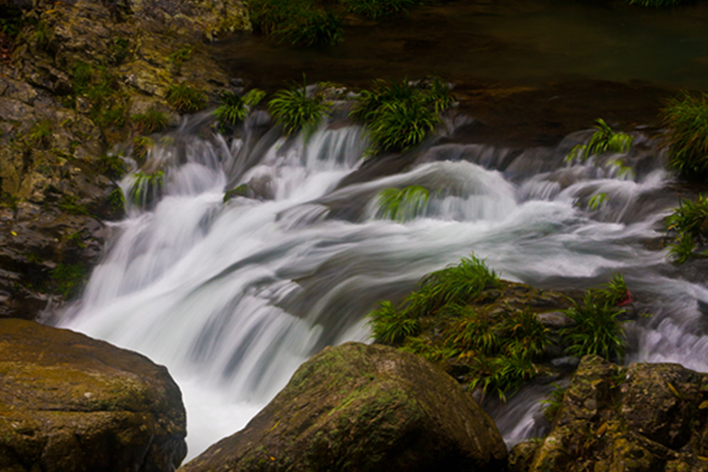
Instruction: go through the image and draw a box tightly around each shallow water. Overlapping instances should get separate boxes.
[213,0,708,90]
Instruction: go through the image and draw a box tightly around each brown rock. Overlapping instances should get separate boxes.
[0,318,187,471]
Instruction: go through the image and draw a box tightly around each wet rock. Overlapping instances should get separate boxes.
[517,355,708,472]
[0,318,187,471]
[179,342,507,472]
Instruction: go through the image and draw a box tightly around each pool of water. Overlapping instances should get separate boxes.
[211,0,708,90]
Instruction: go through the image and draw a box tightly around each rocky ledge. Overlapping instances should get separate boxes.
[0,318,187,472]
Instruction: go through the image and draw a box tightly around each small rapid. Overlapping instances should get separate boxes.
[59,111,707,458]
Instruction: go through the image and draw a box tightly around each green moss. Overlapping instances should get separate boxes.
[57,195,89,215]
[96,153,127,180]
[51,263,88,299]
[339,0,422,20]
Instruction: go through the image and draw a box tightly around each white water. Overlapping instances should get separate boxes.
[59,113,708,458]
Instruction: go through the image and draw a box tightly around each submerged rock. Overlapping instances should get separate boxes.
[180,342,506,472]
[510,355,708,472]
[0,318,187,471]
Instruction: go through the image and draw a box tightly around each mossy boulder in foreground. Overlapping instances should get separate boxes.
[0,319,187,472]
[180,342,507,472]
[510,355,708,472]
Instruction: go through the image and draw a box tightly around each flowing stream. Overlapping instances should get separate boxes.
[59,110,708,459]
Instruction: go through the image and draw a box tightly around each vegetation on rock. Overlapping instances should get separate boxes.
[131,106,169,134]
[368,256,631,400]
[665,194,708,263]
[660,91,708,180]
[566,118,633,163]
[268,79,331,137]
[166,83,207,113]
[350,77,454,154]
[340,0,423,20]
[214,88,266,130]
[375,185,430,221]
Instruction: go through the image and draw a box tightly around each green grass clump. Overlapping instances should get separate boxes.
[131,136,154,165]
[250,0,343,47]
[660,92,708,179]
[351,77,454,154]
[560,277,628,361]
[268,80,330,137]
[71,61,126,127]
[375,185,430,221]
[367,255,502,340]
[567,118,633,163]
[27,121,52,148]
[542,384,567,422]
[131,106,169,134]
[339,0,420,19]
[97,153,127,180]
[665,194,708,263]
[214,89,266,129]
[166,84,207,113]
[369,300,421,344]
[168,45,193,74]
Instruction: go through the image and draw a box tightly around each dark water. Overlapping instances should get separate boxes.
[211,0,708,91]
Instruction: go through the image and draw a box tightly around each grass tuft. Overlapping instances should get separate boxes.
[375,185,429,221]
[339,0,420,20]
[250,0,343,47]
[166,83,207,113]
[665,194,708,263]
[214,89,266,129]
[268,79,330,137]
[660,92,708,179]
[131,106,169,134]
[561,291,626,361]
[567,118,633,163]
[350,77,454,154]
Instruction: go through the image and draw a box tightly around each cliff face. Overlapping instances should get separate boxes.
[0,0,249,319]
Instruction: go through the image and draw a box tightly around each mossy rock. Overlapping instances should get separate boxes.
[0,319,187,471]
[520,355,708,472]
[179,342,507,472]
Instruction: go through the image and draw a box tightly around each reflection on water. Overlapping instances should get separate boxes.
[212,0,708,90]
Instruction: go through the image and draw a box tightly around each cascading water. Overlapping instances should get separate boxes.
[58,110,708,458]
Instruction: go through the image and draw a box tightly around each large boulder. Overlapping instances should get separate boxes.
[510,355,708,472]
[180,342,507,472]
[0,318,187,472]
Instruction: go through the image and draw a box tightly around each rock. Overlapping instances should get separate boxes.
[0,318,187,471]
[518,355,708,472]
[179,342,507,472]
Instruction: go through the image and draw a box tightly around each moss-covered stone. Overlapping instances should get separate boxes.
[0,318,187,471]
[520,355,708,472]
[179,342,507,472]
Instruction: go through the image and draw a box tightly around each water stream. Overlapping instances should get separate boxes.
[58,110,708,459]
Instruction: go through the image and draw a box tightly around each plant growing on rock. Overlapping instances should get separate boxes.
[567,118,633,163]
[628,0,681,6]
[51,263,87,299]
[268,80,330,137]
[369,300,421,344]
[129,170,165,208]
[166,84,207,113]
[131,136,154,165]
[661,92,708,179]
[131,107,169,134]
[214,89,266,129]
[561,292,626,361]
[27,120,52,148]
[350,77,455,154]
[665,194,708,263]
[168,45,193,74]
[375,185,430,222]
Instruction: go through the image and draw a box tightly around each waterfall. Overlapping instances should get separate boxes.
[59,113,708,458]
